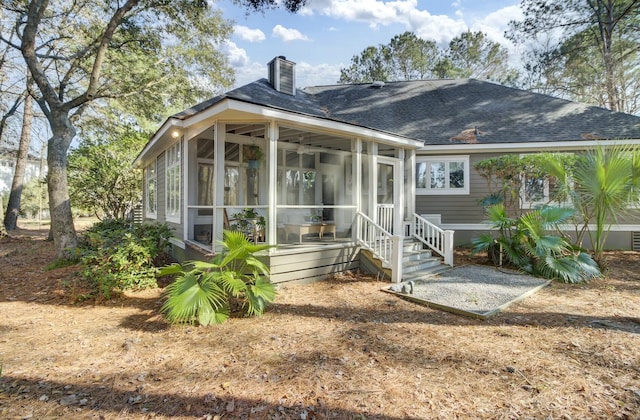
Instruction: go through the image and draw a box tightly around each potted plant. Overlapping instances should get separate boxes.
[243,144,264,169]
[230,208,266,242]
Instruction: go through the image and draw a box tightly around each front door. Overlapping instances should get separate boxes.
[376,157,403,234]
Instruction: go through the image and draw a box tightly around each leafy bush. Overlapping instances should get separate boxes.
[78,219,173,299]
[472,204,601,283]
[159,230,275,326]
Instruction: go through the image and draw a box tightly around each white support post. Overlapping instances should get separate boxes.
[214,123,226,252]
[391,235,403,283]
[211,124,218,247]
[369,142,378,225]
[267,121,278,247]
[352,139,362,242]
[406,149,416,224]
[444,229,454,266]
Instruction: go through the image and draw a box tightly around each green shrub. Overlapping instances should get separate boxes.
[472,204,601,283]
[159,230,275,326]
[78,219,173,300]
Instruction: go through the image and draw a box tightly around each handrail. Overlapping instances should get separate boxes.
[355,211,403,283]
[411,213,454,266]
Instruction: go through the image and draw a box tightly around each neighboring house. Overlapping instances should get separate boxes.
[0,147,45,195]
[134,56,640,284]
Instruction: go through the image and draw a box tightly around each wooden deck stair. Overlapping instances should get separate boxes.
[360,239,448,281]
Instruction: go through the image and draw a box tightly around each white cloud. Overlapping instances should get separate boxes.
[232,61,268,87]
[272,25,310,42]
[234,25,266,42]
[470,5,523,62]
[296,61,344,87]
[471,5,522,45]
[297,0,467,45]
[221,41,249,67]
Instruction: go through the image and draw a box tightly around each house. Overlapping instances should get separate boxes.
[0,147,45,195]
[134,56,640,284]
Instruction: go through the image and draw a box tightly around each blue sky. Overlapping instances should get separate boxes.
[214,0,523,88]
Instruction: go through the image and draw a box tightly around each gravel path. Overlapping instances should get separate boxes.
[386,265,551,318]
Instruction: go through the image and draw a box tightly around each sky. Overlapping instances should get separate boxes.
[214,0,524,89]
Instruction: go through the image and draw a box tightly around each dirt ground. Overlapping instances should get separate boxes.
[0,226,639,419]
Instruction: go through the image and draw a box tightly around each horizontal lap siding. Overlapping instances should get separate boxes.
[265,246,360,284]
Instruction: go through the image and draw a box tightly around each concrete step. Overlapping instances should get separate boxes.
[360,239,447,282]
[403,256,442,273]
[403,249,433,263]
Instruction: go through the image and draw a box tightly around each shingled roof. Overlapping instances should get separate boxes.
[173,78,640,146]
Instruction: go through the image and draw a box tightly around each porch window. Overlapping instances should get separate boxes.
[280,151,316,205]
[416,156,469,195]
[145,161,157,218]
[166,141,181,222]
[197,162,214,214]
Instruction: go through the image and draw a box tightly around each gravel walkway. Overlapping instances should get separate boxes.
[385,265,551,318]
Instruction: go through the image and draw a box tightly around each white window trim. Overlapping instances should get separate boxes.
[145,160,157,219]
[166,141,181,223]
[520,174,549,209]
[416,155,470,195]
[519,153,574,209]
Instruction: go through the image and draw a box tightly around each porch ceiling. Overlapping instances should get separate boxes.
[224,123,396,154]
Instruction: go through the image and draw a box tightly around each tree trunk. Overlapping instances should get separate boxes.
[0,195,7,239]
[47,111,77,259]
[4,89,34,231]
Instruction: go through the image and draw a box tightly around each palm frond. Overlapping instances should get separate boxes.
[245,278,276,316]
[191,260,221,272]
[158,263,183,277]
[161,272,227,324]
[216,270,247,297]
[471,233,496,254]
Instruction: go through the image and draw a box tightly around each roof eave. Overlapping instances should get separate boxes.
[418,138,640,154]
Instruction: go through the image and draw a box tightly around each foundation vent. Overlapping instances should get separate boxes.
[633,232,640,251]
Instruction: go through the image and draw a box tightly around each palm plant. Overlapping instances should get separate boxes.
[544,144,640,269]
[159,230,276,326]
[574,145,638,267]
[472,204,601,283]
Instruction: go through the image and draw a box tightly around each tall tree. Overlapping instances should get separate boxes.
[388,32,440,81]
[4,75,34,231]
[0,0,233,258]
[67,124,147,220]
[338,31,517,84]
[507,0,640,114]
[339,45,393,84]
[445,30,519,84]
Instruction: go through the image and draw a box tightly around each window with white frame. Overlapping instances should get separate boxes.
[145,161,157,218]
[520,153,573,209]
[521,174,549,208]
[416,156,469,195]
[166,142,181,222]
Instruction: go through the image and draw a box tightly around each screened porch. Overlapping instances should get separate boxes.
[185,122,410,254]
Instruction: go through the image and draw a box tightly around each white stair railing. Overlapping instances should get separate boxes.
[376,204,394,233]
[355,211,403,283]
[411,213,454,266]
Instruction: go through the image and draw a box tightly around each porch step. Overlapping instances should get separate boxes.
[359,239,447,281]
